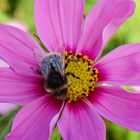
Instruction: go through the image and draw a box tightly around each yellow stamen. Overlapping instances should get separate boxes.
[64,52,98,102]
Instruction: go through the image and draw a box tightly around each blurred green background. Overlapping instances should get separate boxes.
[0,0,140,139]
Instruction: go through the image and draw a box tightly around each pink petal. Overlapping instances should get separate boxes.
[57,101,106,140]
[0,59,9,67]
[94,43,140,86]
[7,20,28,32]
[35,0,85,53]
[77,0,135,60]
[7,95,62,140]
[0,103,17,115]
[0,23,41,76]
[133,86,140,92]
[49,102,66,140]
[89,86,140,131]
[0,67,45,105]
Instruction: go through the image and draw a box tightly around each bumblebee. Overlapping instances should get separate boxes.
[41,53,68,100]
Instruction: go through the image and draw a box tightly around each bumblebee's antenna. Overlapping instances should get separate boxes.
[33,34,49,53]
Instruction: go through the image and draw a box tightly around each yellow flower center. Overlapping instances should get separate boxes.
[64,51,98,102]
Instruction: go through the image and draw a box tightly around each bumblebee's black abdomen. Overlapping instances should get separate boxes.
[47,71,64,89]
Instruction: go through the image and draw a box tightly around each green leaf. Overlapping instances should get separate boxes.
[51,127,62,140]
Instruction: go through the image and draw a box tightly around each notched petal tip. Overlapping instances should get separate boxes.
[77,0,136,61]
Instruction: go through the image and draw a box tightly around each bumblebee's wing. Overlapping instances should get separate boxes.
[51,54,64,76]
[53,43,66,61]
[41,57,51,80]
[41,54,64,80]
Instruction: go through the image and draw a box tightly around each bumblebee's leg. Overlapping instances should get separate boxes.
[64,52,83,69]
[42,80,49,92]
[65,58,79,69]
[65,72,80,80]
[31,67,42,75]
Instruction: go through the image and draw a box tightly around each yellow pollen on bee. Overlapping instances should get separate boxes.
[64,51,98,102]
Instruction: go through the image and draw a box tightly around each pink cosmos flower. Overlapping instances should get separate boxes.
[0,0,140,140]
